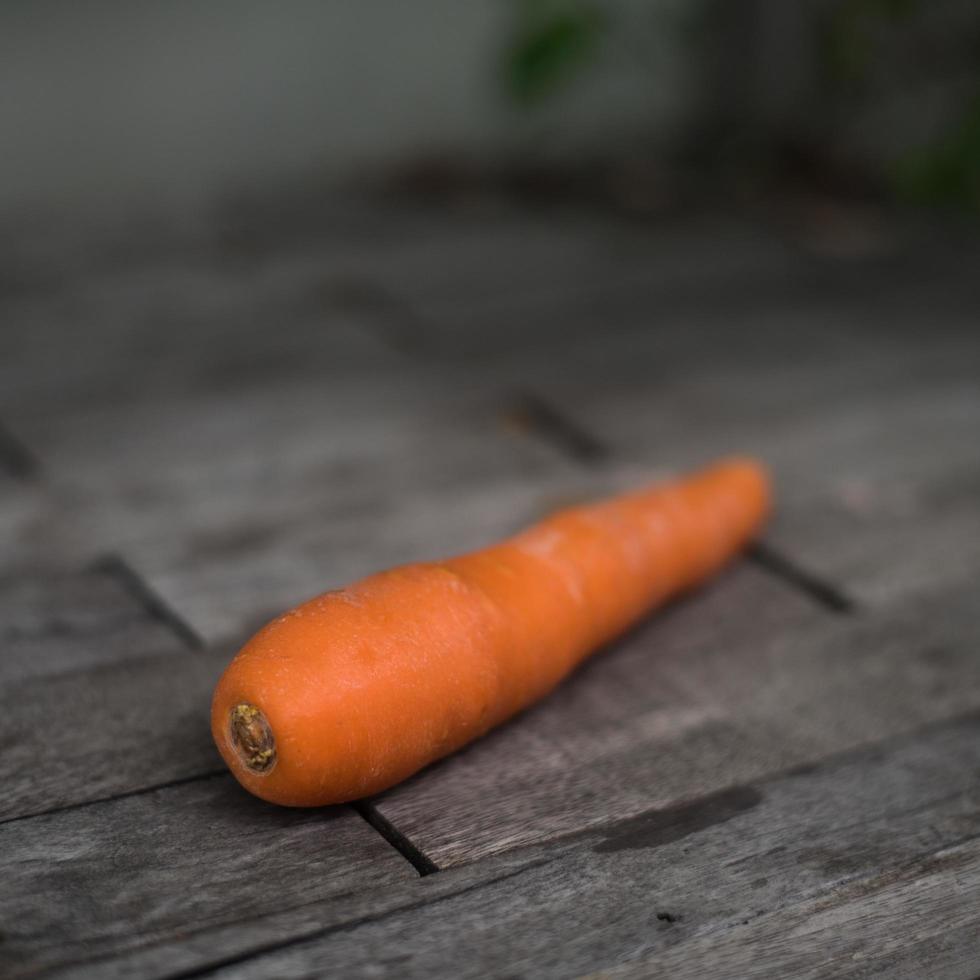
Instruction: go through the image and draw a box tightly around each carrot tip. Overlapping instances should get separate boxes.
[229,703,277,774]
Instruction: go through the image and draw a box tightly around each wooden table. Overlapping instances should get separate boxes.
[2,198,979,979]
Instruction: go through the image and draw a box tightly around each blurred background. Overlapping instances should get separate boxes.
[2,0,978,634]
[2,0,977,223]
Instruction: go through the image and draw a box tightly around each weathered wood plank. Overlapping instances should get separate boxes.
[509,314,980,604]
[0,475,46,576]
[4,209,976,641]
[372,575,980,866]
[600,841,980,980]
[0,565,414,978]
[352,216,823,353]
[0,568,224,821]
[73,459,555,645]
[0,261,398,415]
[0,567,186,680]
[0,775,410,978]
[372,563,821,865]
[10,308,973,646]
[370,215,979,355]
[0,256,561,640]
[86,712,980,980]
[45,851,541,980]
[4,392,557,644]
[4,205,975,979]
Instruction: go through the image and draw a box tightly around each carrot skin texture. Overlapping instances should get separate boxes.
[211,458,771,806]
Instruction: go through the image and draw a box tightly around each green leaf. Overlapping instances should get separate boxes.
[821,0,920,85]
[890,95,980,211]
[504,3,605,104]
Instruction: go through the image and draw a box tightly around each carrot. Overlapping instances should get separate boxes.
[212,457,770,806]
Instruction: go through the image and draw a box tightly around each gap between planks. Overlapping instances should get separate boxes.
[148,861,551,980]
[0,770,229,827]
[118,708,980,980]
[354,801,441,876]
[24,401,852,875]
[0,775,439,884]
[745,542,855,614]
[506,391,610,466]
[325,277,433,355]
[0,417,41,480]
[91,554,205,650]
[82,556,439,877]
[345,390,856,877]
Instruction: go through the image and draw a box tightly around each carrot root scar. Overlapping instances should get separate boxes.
[229,703,277,774]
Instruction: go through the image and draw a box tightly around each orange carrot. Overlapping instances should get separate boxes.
[212,457,770,806]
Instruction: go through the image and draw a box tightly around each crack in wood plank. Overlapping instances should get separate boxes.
[103,709,980,980]
[156,859,557,980]
[91,554,204,650]
[504,392,609,466]
[324,277,432,355]
[746,541,857,614]
[0,418,40,480]
[354,801,440,877]
[0,769,229,828]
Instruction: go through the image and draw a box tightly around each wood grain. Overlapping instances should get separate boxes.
[365,209,979,357]
[0,567,223,821]
[0,568,414,980]
[104,711,980,980]
[3,205,979,979]
[373,571,980,866]
[373,219,980,609]
[4,210,976,640]
[600,840,980,980]
[511,316,980,605]
[0,257,559,639]
[0,776,410,978]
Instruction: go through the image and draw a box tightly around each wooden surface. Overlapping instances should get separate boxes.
[1,198,978,979]
[0,565,217,821]
[133,712,980,980]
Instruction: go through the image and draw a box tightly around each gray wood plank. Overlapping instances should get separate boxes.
[372,573,980,866]
[372,217,979,356]
[513,316,980,605]
[4,206,974,980]
[0,251,562,640]
[0,568,223,821]
[0,571,411,978]
[349,216,824,352]
[87,711,980,980]
[45,850,541,980]
[45,445,556,645]
[0,259,397,415]
[378,217,977,611]
[599,842,980,980]
[0,775,410,978]
[0,567,186,681]
[5,200,700,414]
[0,475,46,575]
[5,209,975,642]
[3,394,558,646]
[11,306,971,647]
